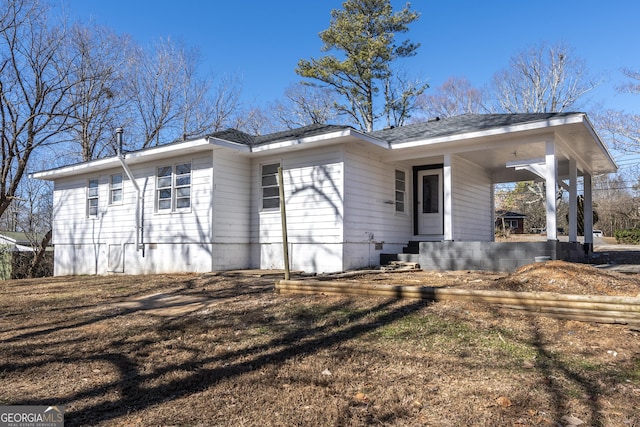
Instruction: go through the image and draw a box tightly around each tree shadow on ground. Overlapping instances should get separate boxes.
[4,276,428,426]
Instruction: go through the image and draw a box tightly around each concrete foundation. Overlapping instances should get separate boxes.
[418,240,588,272]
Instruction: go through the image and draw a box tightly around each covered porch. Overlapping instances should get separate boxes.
[379,113,617,271]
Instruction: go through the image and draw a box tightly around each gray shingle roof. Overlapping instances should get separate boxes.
[370,113,579,144]
[209,128,255,145]
[208,113,583,148]
[209,123,351,147]
[253,123,351,146]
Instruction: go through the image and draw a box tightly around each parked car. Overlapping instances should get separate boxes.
[593,230,603,237]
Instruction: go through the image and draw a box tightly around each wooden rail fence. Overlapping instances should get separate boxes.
[276,280,640,326]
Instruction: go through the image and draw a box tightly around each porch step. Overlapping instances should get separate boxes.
[403,240,421,254]
[380,260,421,272]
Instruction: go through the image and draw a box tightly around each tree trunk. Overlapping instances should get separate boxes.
[28,229,52,278]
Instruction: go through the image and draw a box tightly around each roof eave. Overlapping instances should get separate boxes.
[391,114,590,149]
[32,137,214,180]
[581,114,618,173]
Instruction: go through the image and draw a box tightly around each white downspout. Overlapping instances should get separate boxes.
[116,128,145,256]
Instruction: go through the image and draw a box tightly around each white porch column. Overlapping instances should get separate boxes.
[443,154,453,241]
[569,158,578,242]
[545,140,558,241]
[584,172,594,249]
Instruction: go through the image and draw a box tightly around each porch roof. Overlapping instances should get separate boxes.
[372,113,617,181]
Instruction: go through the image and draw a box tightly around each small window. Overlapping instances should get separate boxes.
[422,174,439,214]
[156,163,191,212]
[395,170,406,213]
[175,163,191,209]
[87,178,99,217]
[110,174,123,204]
[157,166,172,211]
[261,163,280,209]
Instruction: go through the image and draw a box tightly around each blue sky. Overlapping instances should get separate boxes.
[63,0,639,114]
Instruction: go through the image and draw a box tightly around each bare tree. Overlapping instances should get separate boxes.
[61,23,132,161]
[126,38,245,149]
[126,38,186,148]
[384,71,428,128]
[271,83,340,129]
[592,109,640,156]
[592,173,639,235]
[11,177,53,277]
[236,106,277,136]
[203,74,243,133]
[490,42,599,113]
[0,0,78,220]
[415,76,484,120]
[592,69,640,156]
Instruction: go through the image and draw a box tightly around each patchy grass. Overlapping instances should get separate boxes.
[0,270,639,426]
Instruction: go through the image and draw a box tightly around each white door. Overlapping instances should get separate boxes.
[417,169,443,235]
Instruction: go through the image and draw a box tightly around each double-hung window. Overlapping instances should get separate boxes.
[261,163,280,209]
[156,163,191,212]
[395,170,406,213]
[87,178,99,217]
[110,174,123,204]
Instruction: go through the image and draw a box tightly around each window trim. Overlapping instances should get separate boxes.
[394,169,406,214]
[109,173,123,205]
[261,162,281,211]
[87,178,99,218]
[155,162,192,213]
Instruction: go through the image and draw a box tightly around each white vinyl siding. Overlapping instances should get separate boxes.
[451,155,493,241]
[253,148,345,272]
[87,178,99,217]
[343,146,412,244]
[51,152,216,273]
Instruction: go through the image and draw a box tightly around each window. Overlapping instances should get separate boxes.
[157,166,172,211]
[87,178,99,217]
[156,163,191,212]
[175,163,191,209]
[261,163,280,209]
[395,170,406,213]
[506,219,518,229]
[110,174,123,204]
[422,174,439,213]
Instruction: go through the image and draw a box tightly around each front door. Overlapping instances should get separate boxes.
[417,169,443,235]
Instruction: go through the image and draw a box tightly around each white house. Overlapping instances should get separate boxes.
[32,113,617,275]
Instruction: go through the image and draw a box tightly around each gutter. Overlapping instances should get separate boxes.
[116,128,145,256]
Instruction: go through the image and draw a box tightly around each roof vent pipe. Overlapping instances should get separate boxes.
[116,127,124,157]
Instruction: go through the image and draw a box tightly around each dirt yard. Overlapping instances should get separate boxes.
[0,262,639,426]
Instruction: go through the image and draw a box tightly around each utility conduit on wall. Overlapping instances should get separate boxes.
[116,128,145,256]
